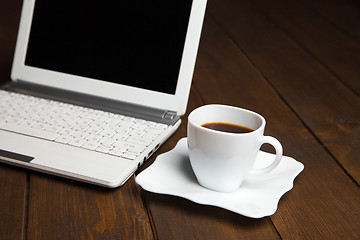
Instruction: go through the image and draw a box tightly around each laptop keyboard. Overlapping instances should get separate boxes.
[0,90,169,160]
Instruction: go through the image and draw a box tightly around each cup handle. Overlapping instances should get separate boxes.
[249,136,283,175]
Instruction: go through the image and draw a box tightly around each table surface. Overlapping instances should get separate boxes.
[1,0,360,239]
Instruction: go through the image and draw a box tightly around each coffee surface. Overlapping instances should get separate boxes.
[201,122,253,134]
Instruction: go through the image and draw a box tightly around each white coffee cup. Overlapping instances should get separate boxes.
[187,104,283,192]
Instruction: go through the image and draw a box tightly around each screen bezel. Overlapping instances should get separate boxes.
[11,0,207,115]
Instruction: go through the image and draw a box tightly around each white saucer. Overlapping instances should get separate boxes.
[136,138,304,218]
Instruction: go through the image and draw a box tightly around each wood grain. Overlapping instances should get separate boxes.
[145,193,279,240]
[26,173,154,240]
[0,0,360,239]
[0,0,21,81]
[254,0,360,96]
[0,164,27,240]
[188,3,359,238]
[209,0,360,184]
[301,0,360,42]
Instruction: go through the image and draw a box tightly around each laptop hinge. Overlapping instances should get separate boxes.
[4,81,180,125]
[163,111,177,121]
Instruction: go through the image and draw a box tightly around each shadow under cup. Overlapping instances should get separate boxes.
[187,104,279,193]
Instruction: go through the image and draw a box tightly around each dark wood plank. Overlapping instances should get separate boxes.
[27,173,154,240]
[209,0,360,184]
[301,0,360,42]
[191,2,360,239]
[2,0,360,239]
[253,0,360,95]
[0,0,28,239]
[0,164,27,240]
[0,0,22,81]
[145,193,279,240]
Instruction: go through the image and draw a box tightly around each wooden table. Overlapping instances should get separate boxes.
[1,0,359,239]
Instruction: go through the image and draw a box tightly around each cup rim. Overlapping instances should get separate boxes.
[188,104,265,136]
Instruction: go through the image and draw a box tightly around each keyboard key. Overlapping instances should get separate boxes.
[108,148,126,157]
[85,133,103,142]
[0,90,170,160]
[96,145,111,154]
[131,123,148,130]
[45,125,63,133]
[121,152,137,160]
[145,127,163,135]
[71,130,89,139]
[55,135,73,144]
[113,132,129,141]
[143,132,159,140]
[118,120,134,128]
[82,141,100,150]
[99,136,117,146]
[113,140,146,154]
[154,123,168,129]
[99,128,115,138]
[32,122,49,130]
[127,136,152,146]
[58,128,75,137]
[4,116,22,124]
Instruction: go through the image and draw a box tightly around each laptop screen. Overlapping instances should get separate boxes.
[24,0,193,95]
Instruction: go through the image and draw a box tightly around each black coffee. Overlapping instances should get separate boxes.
[201,122,253,134]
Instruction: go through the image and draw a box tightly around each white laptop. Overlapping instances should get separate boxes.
[0,0,207,187]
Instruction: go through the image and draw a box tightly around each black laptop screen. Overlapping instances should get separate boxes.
[25,0,193,95]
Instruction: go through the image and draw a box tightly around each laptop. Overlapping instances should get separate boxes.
[0,0,207,187]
